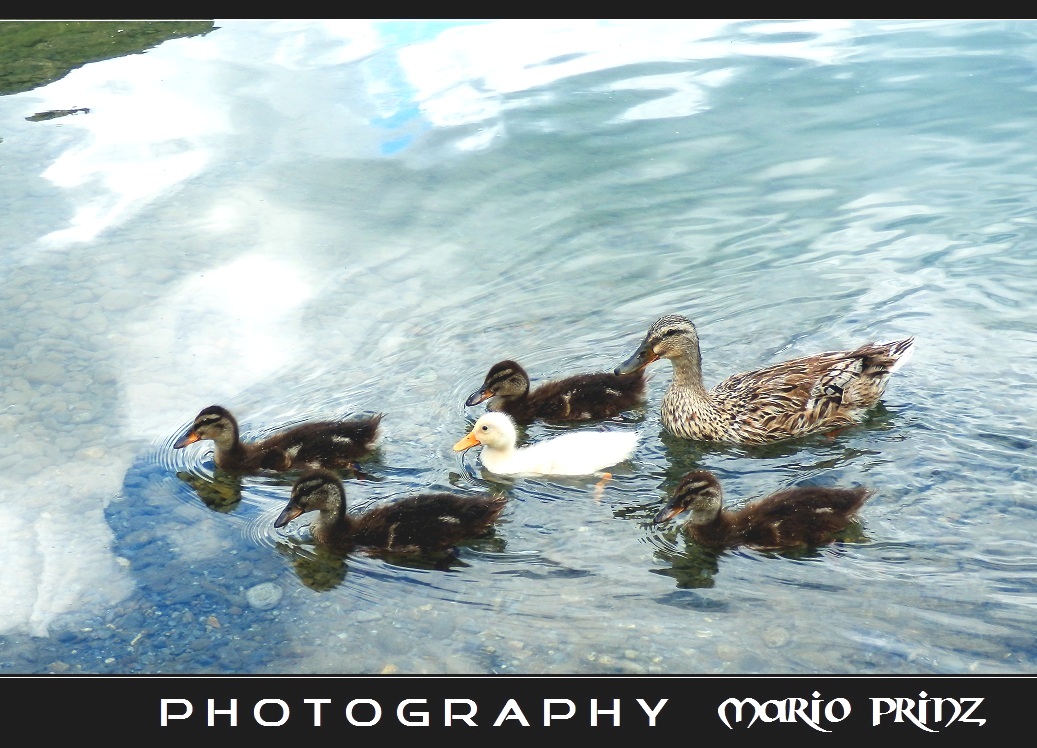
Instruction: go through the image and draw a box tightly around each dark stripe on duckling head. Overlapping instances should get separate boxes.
[186,405,237,436]
[292,470,340,501]
[277,470,343,528]
[486,360,530,393]
[487,367,518,387]
[654,471,723,524]
[467,361,531,405]
[175,405,232,448]
[195,404,232,423]
[486,361,522,383]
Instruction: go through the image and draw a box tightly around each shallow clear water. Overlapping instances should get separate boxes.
[1,19,1035,675]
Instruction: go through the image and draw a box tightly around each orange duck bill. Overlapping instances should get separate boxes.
[173,430,201,449]
[614,340,660,375]
[274,504,304,529]
[653,501,686,525]
[464,388,493,406]
[453,431,481,452]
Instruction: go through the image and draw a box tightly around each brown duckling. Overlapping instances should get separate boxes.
[654,470,870,550]
[275,469,507,555]
[173,405,381,472]
[465,359,646,425]
[615,314,914,444]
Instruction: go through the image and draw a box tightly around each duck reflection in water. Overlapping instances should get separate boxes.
[176,470,245,512]
[276,536,496,591]
[276,541,349,591]
[176,465,382,513]
[176,459,382,514]
[650,544,723,590]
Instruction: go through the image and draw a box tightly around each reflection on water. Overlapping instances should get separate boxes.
[276,533,506,593]
[176,470,244,513]
[276,542,350,592]
[2,19,1037,675]
[648,523,873,590]
[651,547,722,590]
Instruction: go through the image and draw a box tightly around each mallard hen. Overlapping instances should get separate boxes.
[614,314,914,444]
[655,470,870,550]
[465,359,645,424]
[173,405,381,472]
[275,469,506,554]
[453,411,638,477]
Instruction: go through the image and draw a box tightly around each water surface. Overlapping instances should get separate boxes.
[1,19,1035,675]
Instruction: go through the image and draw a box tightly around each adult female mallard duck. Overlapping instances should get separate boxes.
[614,314,914,445]
[465,359,646,424]
[275,469,506,555]
[654,470,871,550]
[173,405,381,472]
[453,411,639,477]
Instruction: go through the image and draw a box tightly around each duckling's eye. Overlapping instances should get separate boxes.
[480,425,488,431]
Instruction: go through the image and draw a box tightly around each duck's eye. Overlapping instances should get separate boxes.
[480,425,488,431]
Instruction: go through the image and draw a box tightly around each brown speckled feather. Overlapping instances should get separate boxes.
[616,314,914,444]
[256,416,382,470]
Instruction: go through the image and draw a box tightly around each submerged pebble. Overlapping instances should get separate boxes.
[763,626,791,648]
[246,582,283,611]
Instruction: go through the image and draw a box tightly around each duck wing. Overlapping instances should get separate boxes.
[513,430,639,475]
[351,494,506,552]
[268,415,382,469]
[734,486,870,548]
[809,339,914,408]
[528,371,646,422]
[714,340,913,441]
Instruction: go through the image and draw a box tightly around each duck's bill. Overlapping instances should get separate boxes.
[653,503,684,525]
[465,388,492,406]
[453,432,480,452]
[173,431,200,449]
[274,504,304,528]
[614,342,658,375]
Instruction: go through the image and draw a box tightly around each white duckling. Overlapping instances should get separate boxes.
[452,411,639,477]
